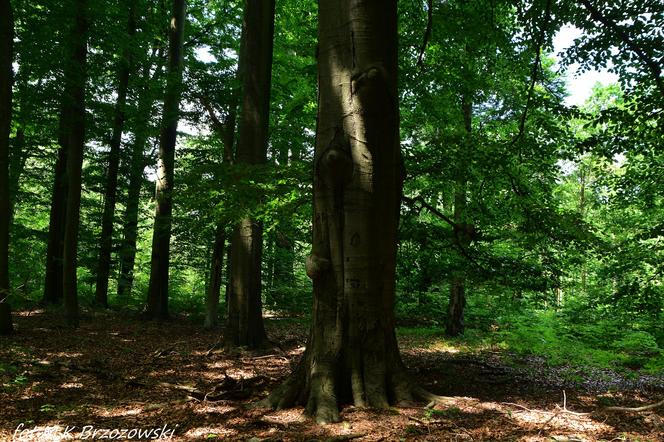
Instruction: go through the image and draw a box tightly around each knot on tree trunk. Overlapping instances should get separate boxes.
[306,253,330,280]
[318,127,353,189]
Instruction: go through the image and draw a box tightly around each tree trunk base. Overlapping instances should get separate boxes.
[0,303,13,335]
[261,352,452,424]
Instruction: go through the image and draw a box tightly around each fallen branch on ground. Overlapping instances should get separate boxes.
[605,399,664,412]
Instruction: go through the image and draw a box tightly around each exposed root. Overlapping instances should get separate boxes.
[260,371,304,410]
[411,384,456,407]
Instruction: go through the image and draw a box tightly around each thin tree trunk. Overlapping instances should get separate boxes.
[265,0,437,423]
[202,88,237,329]
[117,56,160,299]
[43,108,70,305]
[0,0,15,334]
[61,0,88,328]
[8,73,33,222]
[145,0,186,319]
[225,0,275,348]
[204,224,225,328]
[94,3,136,307]
[445,96,473,337]
[8,127,24,221]
[116,123,149,298]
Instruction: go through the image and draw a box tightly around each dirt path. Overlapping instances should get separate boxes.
[1,310,662,441]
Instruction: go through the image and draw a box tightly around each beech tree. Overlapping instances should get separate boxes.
[446,96,473,337]
[264,0,438,423]
[225,0,275,348]
[201,91,237,329]
[61,0,88,327]
[117,56,161,299]
[94,2,136,307]
[0,0,14,334]
[145,0,186,319]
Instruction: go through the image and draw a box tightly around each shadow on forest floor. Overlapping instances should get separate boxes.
[1,310,662,441]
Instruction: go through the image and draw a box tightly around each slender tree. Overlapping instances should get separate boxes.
[145,0,186,319]
[117,45,165,299]
[94,2,136,307]
[117,75,154,298]
[43,107,70,305]
[61,0,89,327]
[224,0,275,347]
[201,92,237,329]
[0,0,15,334]
[264,0,440,423]
[446,96,473,337]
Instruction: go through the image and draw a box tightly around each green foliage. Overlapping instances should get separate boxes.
[424,407,461,419]
[496,310,662,372]
[3,0,662,385]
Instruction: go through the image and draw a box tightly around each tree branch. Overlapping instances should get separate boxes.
[416,0,434,69]
[509,0,552,148]
[578,0,664,97]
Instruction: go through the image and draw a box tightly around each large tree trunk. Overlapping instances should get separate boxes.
[95,2,136,307]
[61,0,89,327]
[145,0,186,319]
[0,0,14,335]
[225,0,275,348]
[264,0,437,423]
[445,97,473,337]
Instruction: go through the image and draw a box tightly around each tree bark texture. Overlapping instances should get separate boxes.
[95,2,136,307]
[61,0,88,327]
[264,0,436,423]
[0,0,14,334]
[225,0,275,348]
[145,0,186,319]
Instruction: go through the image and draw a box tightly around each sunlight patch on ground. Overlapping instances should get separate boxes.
[15,310,45,317]
[146,369,177,378]
[45,352,83,358]
[480,400,615,435]
[191,403,236,415]
[93,405,143,417]
[262,409,308,425]
[183,425,237,439]
[428,341,462,353]
[59,382,83,389]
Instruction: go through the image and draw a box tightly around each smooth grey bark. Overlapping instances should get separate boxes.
[145,0,186,319]
[61,0,89,327]
[264,0,439,423]
[225,0,275,348]
[445,97,473,337]
[95,2,136,307]
[0,0,14,334]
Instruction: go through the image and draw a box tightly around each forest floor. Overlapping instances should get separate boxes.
[1,309,663,441]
